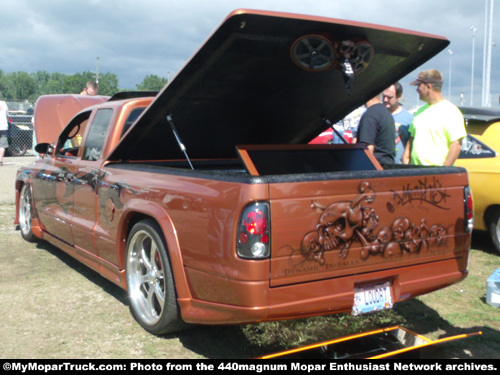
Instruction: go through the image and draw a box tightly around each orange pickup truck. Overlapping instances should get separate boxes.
[15,10,473,335]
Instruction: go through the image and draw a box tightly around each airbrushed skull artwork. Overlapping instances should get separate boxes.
[298,181,448,265]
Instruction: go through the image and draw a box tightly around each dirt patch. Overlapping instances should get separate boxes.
[0,156,36,204]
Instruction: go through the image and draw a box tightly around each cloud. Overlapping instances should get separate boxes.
[1,0,498,106]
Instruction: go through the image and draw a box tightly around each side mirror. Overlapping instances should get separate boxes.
[34,143,53,155]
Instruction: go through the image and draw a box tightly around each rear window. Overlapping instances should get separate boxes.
[121,108,146,137]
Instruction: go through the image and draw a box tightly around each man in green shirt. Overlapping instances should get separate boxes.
[402,69,466,166]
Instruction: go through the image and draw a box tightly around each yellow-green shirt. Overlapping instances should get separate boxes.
[409,100,466,166]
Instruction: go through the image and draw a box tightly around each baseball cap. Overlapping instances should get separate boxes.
[409,70,443,86]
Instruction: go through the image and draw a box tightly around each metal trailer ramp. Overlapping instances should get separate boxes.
[257,326,482,359]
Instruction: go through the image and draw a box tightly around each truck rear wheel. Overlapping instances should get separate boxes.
[18,184,38,242]
[125,219,186,334]
[488,209,500,254]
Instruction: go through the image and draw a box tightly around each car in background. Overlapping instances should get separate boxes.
[309,122,353,144]
[6,116,33,156]
[456,106,500,254]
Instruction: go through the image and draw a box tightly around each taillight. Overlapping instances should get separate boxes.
[244,210,266,235]
[237,202,270,259]
[464,186,474,232]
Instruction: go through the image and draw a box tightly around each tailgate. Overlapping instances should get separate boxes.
[269,173,469,287]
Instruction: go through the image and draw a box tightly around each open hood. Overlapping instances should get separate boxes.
[107,9,449,162]
[34,94,109,144]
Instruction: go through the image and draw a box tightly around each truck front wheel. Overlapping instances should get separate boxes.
[18,184,38,242]
[125,219,186,334]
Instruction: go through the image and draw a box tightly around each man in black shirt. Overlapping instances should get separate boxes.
[356,95,396,164]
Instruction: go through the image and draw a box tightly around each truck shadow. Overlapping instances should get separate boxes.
[175,298,499,359]
[391,298,499,359]
[34,240,128,306]
[175,325,263,358]
[34,239,263,358]
[471,229,499,256]
[177,232,500,359]
[33,232,499,359]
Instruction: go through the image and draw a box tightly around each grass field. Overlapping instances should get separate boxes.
[1,202,499,359]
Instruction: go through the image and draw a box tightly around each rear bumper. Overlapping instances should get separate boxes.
[179,256,468,325]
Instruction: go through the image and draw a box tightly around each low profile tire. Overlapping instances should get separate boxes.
[18,184,38,242]
[487,209,500,254]
[125,219,185,335]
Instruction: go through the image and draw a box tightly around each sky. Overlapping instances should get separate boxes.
[1,0,498,108]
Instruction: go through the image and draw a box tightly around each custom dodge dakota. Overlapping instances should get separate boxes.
[15,10,473,334]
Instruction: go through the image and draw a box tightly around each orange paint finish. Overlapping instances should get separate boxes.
[14,10,473,334]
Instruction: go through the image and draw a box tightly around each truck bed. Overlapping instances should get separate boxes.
[100,158,470,324]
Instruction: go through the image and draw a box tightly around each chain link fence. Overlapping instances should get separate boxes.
[6,101,34,157]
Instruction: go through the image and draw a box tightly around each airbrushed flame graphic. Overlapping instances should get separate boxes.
[298,181,448,265]
[36,161,144,222]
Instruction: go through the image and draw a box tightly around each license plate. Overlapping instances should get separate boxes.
[352,282,393,316]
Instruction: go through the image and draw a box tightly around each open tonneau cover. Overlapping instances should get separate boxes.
[107,9,449,163]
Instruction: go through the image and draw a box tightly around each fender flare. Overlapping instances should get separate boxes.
[116,199,192,300]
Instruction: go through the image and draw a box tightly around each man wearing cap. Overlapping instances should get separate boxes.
[402,69,466,166]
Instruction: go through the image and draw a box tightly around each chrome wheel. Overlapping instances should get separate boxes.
[19,184,37,242]
[125,219,185,334]
[127,229,166,325]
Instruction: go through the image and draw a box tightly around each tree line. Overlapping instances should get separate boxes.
[0,70,168,102]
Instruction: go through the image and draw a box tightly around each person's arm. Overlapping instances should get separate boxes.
[402,136,413,164]
[443,138,463,166]
[356,114,375,151]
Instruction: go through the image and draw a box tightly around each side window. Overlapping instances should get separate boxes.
[459,135,497,159]
[83,109,113,161]
[121,107,145,137]
[56,111,90,157]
